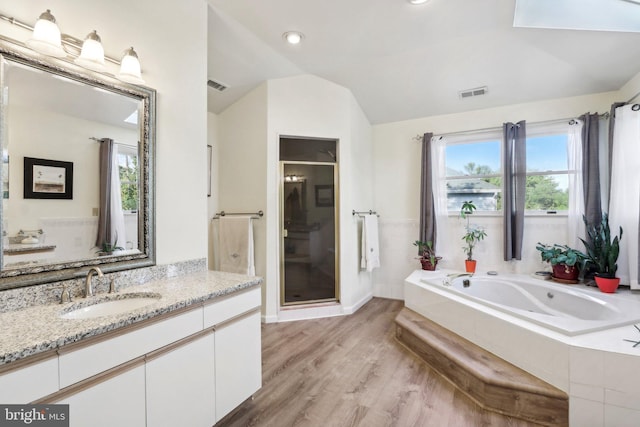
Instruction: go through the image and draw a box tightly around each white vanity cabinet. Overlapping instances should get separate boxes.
[0,284,261,427]
[146,333,216,427]
[214,310,262,422]
[57,365,146,427]
[0,355,58,403]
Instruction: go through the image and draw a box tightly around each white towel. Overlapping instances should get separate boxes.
[360,214,380,272]
[218,216,255,276]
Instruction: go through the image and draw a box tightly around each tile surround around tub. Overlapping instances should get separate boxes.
[0,258,207,313]
[373,219,419,300]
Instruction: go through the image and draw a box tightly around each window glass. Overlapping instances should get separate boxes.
[118,150,139,212]
[445,138,502,212]
[525,131,569,212]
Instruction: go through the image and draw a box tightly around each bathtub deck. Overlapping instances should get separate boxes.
[395,307,568,427]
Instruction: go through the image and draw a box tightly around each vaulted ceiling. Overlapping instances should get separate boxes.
[207,0,640,124]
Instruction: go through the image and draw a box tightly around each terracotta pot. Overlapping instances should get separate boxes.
[465,260,477,273]
[552,263,579,281]
[594,276,620,293]
[420,257,440,271]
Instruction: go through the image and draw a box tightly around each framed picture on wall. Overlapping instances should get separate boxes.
[315,185,334,207]
[24,157,73,199]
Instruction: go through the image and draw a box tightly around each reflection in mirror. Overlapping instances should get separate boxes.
[0,36,155,290]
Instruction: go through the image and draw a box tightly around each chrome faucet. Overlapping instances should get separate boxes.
[85,267,103,297]
[443,272,473,286]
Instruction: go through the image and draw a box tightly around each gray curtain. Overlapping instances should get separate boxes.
[579,113,602,231]
[419,132,436,251]
[503,121,526,261]
[95,138,114,247]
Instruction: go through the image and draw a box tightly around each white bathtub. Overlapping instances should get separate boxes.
[417,272,640,336]
[405,269,640,425]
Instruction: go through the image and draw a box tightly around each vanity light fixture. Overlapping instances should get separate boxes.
[116,47,144,84]
[407,0,431,4]
[283,31,304,45]
[25,9,66,58]
[0,9,145,85]
[74,30,106,72]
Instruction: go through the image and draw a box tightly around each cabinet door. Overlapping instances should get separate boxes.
[146,333,215,427]
[0,356,58,403]
[57,365,146,427]
[215,311,262,422]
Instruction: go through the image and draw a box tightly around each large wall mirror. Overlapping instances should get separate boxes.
[0,36,155,290]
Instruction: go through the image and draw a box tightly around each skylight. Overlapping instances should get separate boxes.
[124,110,138,125]
[514,0,640,33]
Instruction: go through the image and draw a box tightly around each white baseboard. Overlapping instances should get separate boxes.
[342,292,373,314]
[262,313,279,324]
[277,302,344,322]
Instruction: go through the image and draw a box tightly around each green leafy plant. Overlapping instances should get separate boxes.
[95,235,124,255]
[535,243,586,267]
[460,201,486,261]
[413,240,441,265]
[580,213,623,279]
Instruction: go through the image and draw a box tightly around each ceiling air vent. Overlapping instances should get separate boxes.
[207,79,228,92]
[459,86,488,99]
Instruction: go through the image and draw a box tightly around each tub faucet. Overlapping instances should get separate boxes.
[85,267,103,297]
[443,272,473,286]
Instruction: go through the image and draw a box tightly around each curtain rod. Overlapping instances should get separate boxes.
[413,112,610,141]
[627,90,640,104]
[89,137,134,147]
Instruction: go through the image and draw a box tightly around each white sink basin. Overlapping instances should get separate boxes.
[60,293,162,320]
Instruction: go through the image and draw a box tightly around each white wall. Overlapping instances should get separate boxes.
[346,95,375,308]
[0,0,209,266]
[372,91,619,299]
[216,74,373,321]
[207,112,220,270]
[619,69,640,102]
[6,105,136,234]
[217,84,269,311]
[266,75,373,319]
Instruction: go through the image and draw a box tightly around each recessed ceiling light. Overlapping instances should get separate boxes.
[408,0,431,4]
[283,31,304,45]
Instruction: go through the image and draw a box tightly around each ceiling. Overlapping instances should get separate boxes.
[7,61,140,130]
[207,0,640,125]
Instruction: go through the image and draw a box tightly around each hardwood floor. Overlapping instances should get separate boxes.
[217,298,540,427]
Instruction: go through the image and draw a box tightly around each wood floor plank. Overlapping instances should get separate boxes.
[217,298,542,427]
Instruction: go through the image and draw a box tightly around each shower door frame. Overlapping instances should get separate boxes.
[279,160,340,307]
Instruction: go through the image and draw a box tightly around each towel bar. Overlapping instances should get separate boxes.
[212,210,264,220]
[352,210,379,217]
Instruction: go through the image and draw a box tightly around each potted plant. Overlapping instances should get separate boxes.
[460,201,486,273]
[535,243,586,282]
[414,240,441,271]
[580,213,623,293]
[95,236,124,256]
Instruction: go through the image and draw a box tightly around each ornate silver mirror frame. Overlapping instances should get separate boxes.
[0,35,155,290]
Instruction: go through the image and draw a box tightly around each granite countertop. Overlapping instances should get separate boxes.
[0,270,262,366]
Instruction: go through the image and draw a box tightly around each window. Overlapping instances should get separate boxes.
[440,122,573,215]
[444,132,502,213]
[118,146,138,212]
[525,123,570,213]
